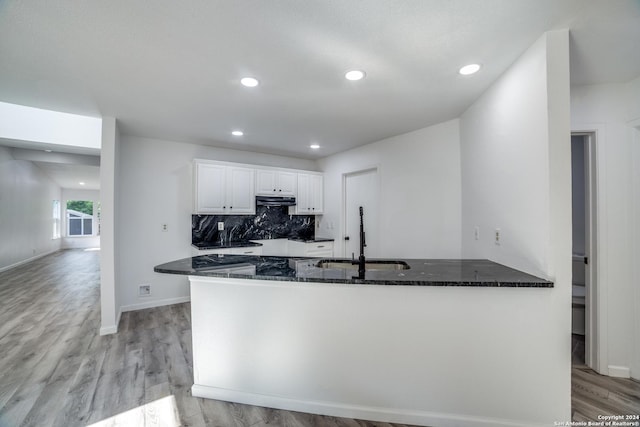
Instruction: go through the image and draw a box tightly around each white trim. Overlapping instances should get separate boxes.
[341,165,381,258]
[628,118,640,380]
[607,365,631,378]
[572,125,607,375]
[99,308,122,336]
[0,249,60,273]
[191,384,548,427]
[121,296,191,313]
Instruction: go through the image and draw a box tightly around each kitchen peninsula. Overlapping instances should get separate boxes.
[155,255,553,426]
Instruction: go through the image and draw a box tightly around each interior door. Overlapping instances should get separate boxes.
[344,169,379,258]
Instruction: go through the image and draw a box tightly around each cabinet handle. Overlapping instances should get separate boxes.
[317,245,324,248]
[312,207,315,210]
[273,188,276,191]
[279,189,282,192]
[243,251,253,254]
[230,206,233,209]
[223,206,226,209]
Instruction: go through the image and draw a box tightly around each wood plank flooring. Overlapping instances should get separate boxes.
[0,249,638,426]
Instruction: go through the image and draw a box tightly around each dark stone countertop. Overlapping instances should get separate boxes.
[154,255,553,287]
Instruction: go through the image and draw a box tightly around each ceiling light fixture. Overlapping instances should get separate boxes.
[44,149,52,153]
[345,70,366,81]
[240,77,259,87]
[310,144,320,149]
[79,182,85,186]
[232,130,244,136]
[459,64,481,75]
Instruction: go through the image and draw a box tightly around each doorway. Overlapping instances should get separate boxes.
[343,168,379,259]
[571,132,598,370]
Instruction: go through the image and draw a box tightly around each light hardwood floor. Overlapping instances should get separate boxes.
[0,250,638,426]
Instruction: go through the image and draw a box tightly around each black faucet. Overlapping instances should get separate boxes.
[352,206,366,279]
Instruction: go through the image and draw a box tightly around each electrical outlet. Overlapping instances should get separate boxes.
[494,228,501,245]
[161,223,168,232]
[218,222,224,231]
[139,284,151,297]
[474,226,480,240]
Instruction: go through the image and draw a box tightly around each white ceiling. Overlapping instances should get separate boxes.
[0,0,639,160]
[6,146,101,190]
[33,162,100,191]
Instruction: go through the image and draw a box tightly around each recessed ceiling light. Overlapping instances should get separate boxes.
[232,130,244,136]
[459,64,481,75]
[79,182,85,186]
[44,149,52,153]
[345,70,366,81]
[240,77,259,87]
[310,144,320,149]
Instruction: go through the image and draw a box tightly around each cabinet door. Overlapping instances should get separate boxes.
[229,247,263,255]
[256,169,277,195]
[296,173,311,214]
[195,163,227,213]
[310,174,323,214]
[227,167,255,214]
[277,171,297,196]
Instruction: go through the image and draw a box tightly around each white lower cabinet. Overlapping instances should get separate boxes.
[192,246,263,256]
[287,240,334,258]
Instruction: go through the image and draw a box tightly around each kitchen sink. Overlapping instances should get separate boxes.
[316,259,410,271]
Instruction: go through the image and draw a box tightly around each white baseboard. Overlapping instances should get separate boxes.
[191,384,548,427]
[99,308,122,336]
[608,365,631,378]
[121,296,191,313]
[0,249,60,273]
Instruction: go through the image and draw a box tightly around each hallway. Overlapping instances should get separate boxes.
[0,250,638,426]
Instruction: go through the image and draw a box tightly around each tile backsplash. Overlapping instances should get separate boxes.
[192,206,315,245]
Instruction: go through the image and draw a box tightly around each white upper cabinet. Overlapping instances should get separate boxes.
[295,173,323,214]
[194,159,322,215]
[226,166,255,214]
[194,161,255,214]
[256,169,297,196]
[195,163,227,213]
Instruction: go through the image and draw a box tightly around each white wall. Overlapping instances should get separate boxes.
[0,146,62,271]
[99,117,120,335]
[318,119,461,259]
[460,30,572,422]
[61,188,101,249]
[116,136,318,312]
[570,77,639,378]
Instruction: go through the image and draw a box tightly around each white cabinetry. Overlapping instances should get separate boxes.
[191,246,263,256]
[295,173,323,214]
[194,161,255,214]
[256,170,297,196]
[287,240,333,258]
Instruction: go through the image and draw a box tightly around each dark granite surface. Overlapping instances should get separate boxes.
[192,206,314,246]
[154,256,553,287]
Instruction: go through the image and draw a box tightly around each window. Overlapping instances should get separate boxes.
[52,200,61,239]
[66,200,94,236]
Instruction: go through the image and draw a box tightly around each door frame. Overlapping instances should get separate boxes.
[628,119,640,380]
[342,167,380,258]
[572,130,601,372]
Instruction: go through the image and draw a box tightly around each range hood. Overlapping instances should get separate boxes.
[256,196,297,206]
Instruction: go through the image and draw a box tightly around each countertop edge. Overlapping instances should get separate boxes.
[154,267,553,288]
